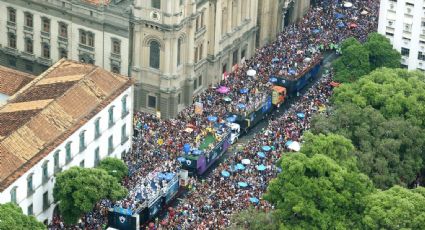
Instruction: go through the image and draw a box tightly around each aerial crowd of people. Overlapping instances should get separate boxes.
[48,0,381,229]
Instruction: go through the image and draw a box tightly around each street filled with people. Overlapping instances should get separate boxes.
[49,0,380,229]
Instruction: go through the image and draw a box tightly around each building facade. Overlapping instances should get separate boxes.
[378,0,425,71]
[257,0,310,47]
[0,0,133,76]
[0,60,133,224]
[131,0,259,118]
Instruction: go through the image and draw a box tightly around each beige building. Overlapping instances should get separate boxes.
[257,0,311,47]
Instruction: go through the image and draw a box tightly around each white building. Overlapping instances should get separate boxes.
[0,0,133,76]
[378,0,425,71]
[0,59,133,224]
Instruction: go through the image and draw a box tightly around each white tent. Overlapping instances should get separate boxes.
[288,141,301,152]
[344,2,353,8]
[247,69,257,77]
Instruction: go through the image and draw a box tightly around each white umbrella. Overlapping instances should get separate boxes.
[247,69,256,77]
[344,2,353,8]
[242,159,251,165]
[184,127,193,133]
[361,10,368,15]
[304,57,311,63]
[288,141,301,152]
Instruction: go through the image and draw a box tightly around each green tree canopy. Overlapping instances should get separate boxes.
[311,104,425,189]
[264,153,374,230]
[229,208,278,230]
[332,68,425,127]
[0,203,45,230]
[362,186,425,230]
[332,38,370,83]
[364,33,401,70]
[53,167,127,224]
[97,157,128,182]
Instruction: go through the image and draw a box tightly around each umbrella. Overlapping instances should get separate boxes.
[312,28,321,34]
[238,182,248,188]
[236,163,245,170]
[271,58,279,63]
[227,115,237,123]
[208,116,218,122]
[164,173,175,181]
[184,127,193,133]
[297,113,305,119]
[343,1,353,8]
[337,22,345,28]
[247,69,257,76]
[262,146,271,152]
[157,173,166,180]
[242,159,251,165]
[216,86,230,94]
[223,96,232,102]
[177,157,186,163]
[269,77,278,83]
[256,164,266,171]
[249,197,259,203]
[257,152,266,158]
[183,143,191,153]
[288,69,296,75]
[335,13,345,19]
[240,88,249,94]
[304,57,311,63]
[221,170,230,178]
[192,150,202,155]
[288,141,301,152]
[237,103,246,109]
[361,10,368,15]
[348,23,358,29]
[285,140,294,147]
[330,81,341,87]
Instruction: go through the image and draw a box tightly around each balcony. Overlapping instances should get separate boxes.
[58,36,68,44]
[121,110,129,119]
[7,21,16,28]
[111,52,121,60]
[24,26,33,33]
[41,31,50,38]
[79,43,95,52]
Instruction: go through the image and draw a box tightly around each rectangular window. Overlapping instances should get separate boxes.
[79,131,86,152]
[94,118,100,139]
[121,96,128,118]
[194,47,198,63]
[43,191,49,210]
[25,13,33,28]
[59,22,68,38]
[88,33,94,47]
[148,95,156,108]
[108,135,113,154]
[8,33,16,49]
[42,163,48,183]
[25,39,33,54]
[418,52,425,61]
[198,75,202,87]
[401,47,410,56]
[177,38,182,66]
[60,48,68,59]
[65,142,71,163]
[113,40,121,55]
[108,107,114,127]
[10,187,17,204]
[27,175,33,196]
[28,204,33,215]
[94,147,100,166]
[193,79,198,90]
[42,44,50,59]
[152,0,161,9]
[178,93,181,104]
[121,124,127,144]
[8,8,16,23]
[199,43,203,60]
[233,49,239,65]
[79,160,85,168]
[241,49,246,59]
[80,31,86,45]
[42,18,50,33]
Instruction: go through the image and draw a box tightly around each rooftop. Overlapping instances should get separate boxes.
[0,59,132,191]
[0,66,35,96]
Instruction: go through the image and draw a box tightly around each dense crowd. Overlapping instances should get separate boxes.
[49,0,380,229]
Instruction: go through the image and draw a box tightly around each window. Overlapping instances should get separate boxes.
[194,46,198,63]
[149,40,160,69]
[25,63,33,72]
[94,147,100,166]
[80,160,85,168]
[8,58,16,67]
[108,135,113,154]
[54,150,60,173]
[42,161,49,183]
[152,0,161,9]
[419,52,425,61]
[80,31,87,44]
[198,75,202,87]
[42,18,50,33]
[25,13,33,28]
[401,47,410,56]
[43,191,49,210]
[59,48,68,59]
[113,40,121,55]
[28,204,33,216]
[79,131,86,152]
[121,95,128,118]
[177,37,183,66]
[65,142,72,163]
[180,0,183,5]
[59,22,68,37]
[178,93,181,104]
[241,49,246,60]
[27,175,33,196]
[199,43,203,60]
[404,23,412,32]
[88,33,94,47]
[193,79,198,90]
[42,43,50,59]
[8,8,16,23]
[121,124,127,144]
[94,118,100,139]
[148,95,156,108]
[8,33,16,49]
[112,65,120,73]
[25,39,33,54]
[108,106,114,127]
[10,187,17,204]
[233,49,238,65]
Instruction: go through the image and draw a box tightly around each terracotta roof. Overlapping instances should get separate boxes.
[0,66,35,96]
[0,59,132,191]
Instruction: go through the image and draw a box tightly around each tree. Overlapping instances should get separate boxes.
[97,157,128,182]
[362,186,425,229]
[311,104,425,189]
[0,203,45,230]
[364,33,401,70]
[229,208,278,230]
[53,167,127,224]
[333,38,370,83]
[264,153,374,229]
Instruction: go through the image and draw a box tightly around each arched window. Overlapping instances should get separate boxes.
[149,40,160,69]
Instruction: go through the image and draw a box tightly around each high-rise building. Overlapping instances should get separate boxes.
[378,0,425,71]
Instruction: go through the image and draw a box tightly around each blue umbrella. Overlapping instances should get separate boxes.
[337,22,345,28]
[237,103,246,109]
[221,170,230,178]
[285,140,293,147]
[192,150,202,155]
[238,182,248,188]
[312,28,321,34]
[289,69,296,75]
[164,173,175,181]
[208,116,218,122]
[335,13,345,19]
[297,113,305,119]
[157,173,166,180]
[262,146,271,152]
[272,57,279,63]
[240,88,249,94]
[227,115,237,123]
[183,143,191,153]
[177,157,186,163]
[257,152,266,158]
[269,77,278,83]
[236,163,245,170]
[249,197,259,203]
[256,164,266,171]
